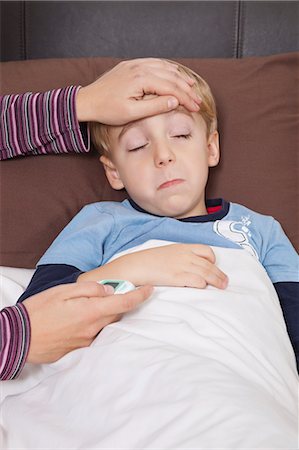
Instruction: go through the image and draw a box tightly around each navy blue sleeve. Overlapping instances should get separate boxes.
[274,282,299,373]
[17,264,84,303]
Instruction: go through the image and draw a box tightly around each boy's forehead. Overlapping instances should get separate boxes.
[116,106,195,141]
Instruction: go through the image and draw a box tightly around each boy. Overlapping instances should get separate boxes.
[18,61,298,370]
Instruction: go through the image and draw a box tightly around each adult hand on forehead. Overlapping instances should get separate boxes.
[24,282,153,364]
[76,58,201,124]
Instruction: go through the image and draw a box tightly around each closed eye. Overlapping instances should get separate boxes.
[173,134,191,139]
[129,134,191,151]
[128,144,147,152]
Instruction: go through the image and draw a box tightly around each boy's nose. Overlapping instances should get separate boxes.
[154,145,175,167]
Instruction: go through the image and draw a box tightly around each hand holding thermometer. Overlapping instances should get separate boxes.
[98,279,136,294]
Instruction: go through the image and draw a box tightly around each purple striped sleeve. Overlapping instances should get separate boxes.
[0,86,90,160]
[0,304,31,380]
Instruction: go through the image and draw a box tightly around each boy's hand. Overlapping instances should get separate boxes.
[119,244,228,289]
[76,58,201,124]
[79,244,228,290]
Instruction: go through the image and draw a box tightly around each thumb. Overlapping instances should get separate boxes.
[166,96,179,110]
[100,283,115,295]
[58,281,115,300]
[131,96,179,120]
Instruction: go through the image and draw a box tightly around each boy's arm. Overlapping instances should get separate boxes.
[274,282,299,372]
[262,219,299,371]
[78,244,228,290]
[17,204,115,303]
[17,264,83,303]
[18,243,228,303]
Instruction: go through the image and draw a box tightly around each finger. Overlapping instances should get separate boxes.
[154,70,200,102]
[89,313,122,338]
[190,254,225,277]
[103,313,122,327]
[190,245,216,264]
[175,272,207,289]
[188,251,228,289]
[91,285,153,316]
[147,62,196,87]
[128,93,199,121]
[107,285,153,314]
[129,96,180,119]
[52,281,114,302]
[190,261,228,289]
[142,74,201,108]
[176,270,227,290]
[131,58,196,86]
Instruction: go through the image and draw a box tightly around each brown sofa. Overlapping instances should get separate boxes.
[0,2,298,268]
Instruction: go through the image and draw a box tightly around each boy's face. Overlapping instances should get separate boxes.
[100,106,219,218]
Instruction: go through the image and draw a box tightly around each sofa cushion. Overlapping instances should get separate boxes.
[1,53,298,268]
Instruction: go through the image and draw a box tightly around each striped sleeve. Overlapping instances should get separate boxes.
[0,304,31,380]
[0,85,90,160]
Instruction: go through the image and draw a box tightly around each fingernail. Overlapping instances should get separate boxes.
[103,284,114,294]
[168,97,179,109]
[222,277,229,289]
[193,101,200,110]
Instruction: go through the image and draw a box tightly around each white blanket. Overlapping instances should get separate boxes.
[1,241,298,449]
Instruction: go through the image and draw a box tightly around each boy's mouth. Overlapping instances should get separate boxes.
[158,179,184,190]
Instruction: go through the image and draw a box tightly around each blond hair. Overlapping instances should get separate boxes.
[90,60,217,155]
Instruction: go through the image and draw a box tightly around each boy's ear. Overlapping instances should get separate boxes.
[99,155,125,190]
[207,131,220,167]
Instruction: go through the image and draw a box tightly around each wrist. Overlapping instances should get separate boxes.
[77,258,141,286]
[76,86,93,122]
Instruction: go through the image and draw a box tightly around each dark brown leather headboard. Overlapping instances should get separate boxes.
[1,1,298,62]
